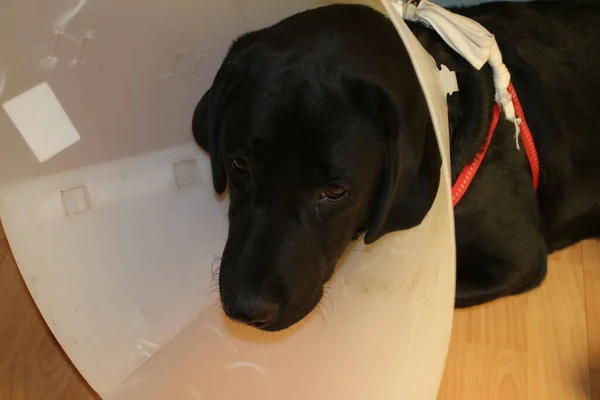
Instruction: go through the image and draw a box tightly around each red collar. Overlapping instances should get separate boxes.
[451,83,540,207]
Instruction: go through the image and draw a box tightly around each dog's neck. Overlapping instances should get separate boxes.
[409,22,497,182]
[447,61,497,182]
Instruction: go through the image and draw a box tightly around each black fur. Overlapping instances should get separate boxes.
[192,1,600,330]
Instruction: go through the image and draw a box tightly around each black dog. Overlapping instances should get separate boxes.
[192,1,600,331]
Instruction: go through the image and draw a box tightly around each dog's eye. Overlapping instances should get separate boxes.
[231,157,248,172]
[321,184,347,201]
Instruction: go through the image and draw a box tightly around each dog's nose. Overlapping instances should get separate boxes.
[222,292,280,327]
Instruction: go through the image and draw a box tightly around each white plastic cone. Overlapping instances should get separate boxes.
[0,0,455,398]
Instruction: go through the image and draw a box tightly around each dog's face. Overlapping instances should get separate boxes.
[193,5,441,331]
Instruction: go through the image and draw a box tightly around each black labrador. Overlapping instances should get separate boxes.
[192,0,600,332]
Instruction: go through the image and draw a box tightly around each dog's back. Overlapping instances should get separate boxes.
[459,0,600,250]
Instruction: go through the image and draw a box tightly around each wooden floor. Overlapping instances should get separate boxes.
[0,223,99,400]
[438,241,600,400]
[0,221,598,399]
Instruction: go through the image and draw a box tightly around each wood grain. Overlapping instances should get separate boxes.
[439,243,599,400]
[0,222,99,400]
[583,240,600,400]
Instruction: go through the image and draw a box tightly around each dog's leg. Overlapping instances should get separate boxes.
[454,237,548,308]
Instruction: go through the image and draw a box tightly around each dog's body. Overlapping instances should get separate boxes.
[193,0,600,331]
[426,0,600,305]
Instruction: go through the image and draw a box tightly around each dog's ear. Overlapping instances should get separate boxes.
[363,81,442,244]
[192,31,262,194]
[192,66,238,195]
[192,89,212,152]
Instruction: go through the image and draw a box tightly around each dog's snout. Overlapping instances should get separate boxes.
[222,291,280,327]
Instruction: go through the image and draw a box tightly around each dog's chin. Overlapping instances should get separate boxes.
[256,287,324,332]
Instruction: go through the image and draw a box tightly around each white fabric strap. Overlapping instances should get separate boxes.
[394,0,521,148]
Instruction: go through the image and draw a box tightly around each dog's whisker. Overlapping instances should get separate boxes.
[314,304,327,332]
[207,284,219,297]
[201,284,216,297]
[208,279,220,293]
[210,257,222,292]
[322,290,335,314]
[211,257,222,275]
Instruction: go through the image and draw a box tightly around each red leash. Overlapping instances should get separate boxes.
[451,83,540,207]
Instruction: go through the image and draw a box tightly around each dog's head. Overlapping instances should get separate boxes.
[192,5,441,331]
